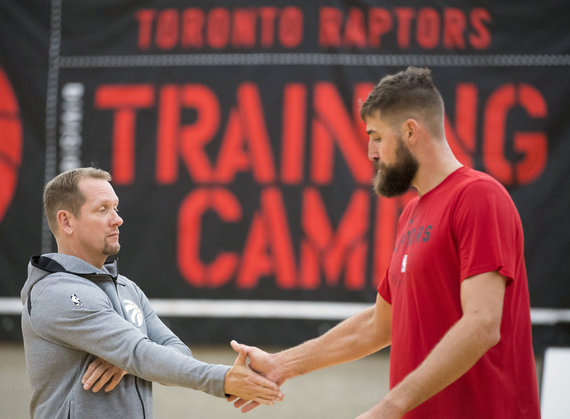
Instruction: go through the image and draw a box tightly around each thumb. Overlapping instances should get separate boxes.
[232,343,248,366]
[230,339,242,354]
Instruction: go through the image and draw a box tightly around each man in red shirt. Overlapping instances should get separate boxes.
[230,67,540,418]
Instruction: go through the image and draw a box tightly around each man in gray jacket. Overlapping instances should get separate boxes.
[21,167,282,418]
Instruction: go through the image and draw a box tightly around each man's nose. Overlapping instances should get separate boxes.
[113,211,123,226]
[368,140,379,162]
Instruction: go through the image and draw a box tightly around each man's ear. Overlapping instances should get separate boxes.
[56,210,74,235]
[403,119,419,145]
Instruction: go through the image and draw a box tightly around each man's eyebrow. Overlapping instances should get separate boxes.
[366,129,377,135]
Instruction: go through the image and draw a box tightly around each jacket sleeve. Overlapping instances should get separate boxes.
[28,274,229,397]
[131,280,192,357]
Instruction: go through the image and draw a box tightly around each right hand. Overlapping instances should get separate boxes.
[227,340,286,413]
[82,357,127,393]
[224,342,283,408]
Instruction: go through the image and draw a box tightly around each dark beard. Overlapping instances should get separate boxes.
[372,138,419,197]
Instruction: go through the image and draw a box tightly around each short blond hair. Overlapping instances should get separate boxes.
[44,167,111,235]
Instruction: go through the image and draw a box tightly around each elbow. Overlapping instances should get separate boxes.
[475,318,502,349]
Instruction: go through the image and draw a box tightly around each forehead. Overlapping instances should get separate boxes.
[364,111,392,134]
[78,177,118,205]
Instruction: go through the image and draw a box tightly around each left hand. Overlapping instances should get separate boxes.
[82,357,127,392]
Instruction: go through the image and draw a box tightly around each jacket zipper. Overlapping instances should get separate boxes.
[134,377,146,419]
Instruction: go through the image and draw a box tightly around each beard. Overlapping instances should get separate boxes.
[103,239,120,256]
[372,136,419,197]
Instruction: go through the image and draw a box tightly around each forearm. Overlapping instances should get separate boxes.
[275,303,390,380]
[382,315,499,415]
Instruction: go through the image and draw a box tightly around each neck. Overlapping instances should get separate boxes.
[56,241,105,269]
[411,140,462,196]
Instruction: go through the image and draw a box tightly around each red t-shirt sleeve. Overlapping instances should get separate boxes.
[453,180,520,285]
[377,266,392,304]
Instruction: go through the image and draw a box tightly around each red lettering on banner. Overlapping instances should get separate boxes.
[178,188,241,287]
[281,84,307,184]
[394,7,415,48]
[207,8,230,48]
[156,84,220,184]
[237,188,296,289]
[344,8,367,47]
[368,8,392,48]
[182,9,204,48]
[318,6,491,50]
[443,8,466,49]
[353,83,375,147]
[259,7,278,47]
[445,83,477,167]
[311,83,373,184]
[179,85,219,182]
[156,85,178,184]
[279,7,303,48]
[95,85,154,184]
[234,83,277,183]
[156,9,179,49]
[513,85,548,184]
[135,9,155,49]
[135,7,303,50]
[417,8,440,49]
[93,79,549,292]
[216,110,250,183]
[483,84,547,185]
[300,188,369,290]
[469,8,491,49]
[232,9,257,48]
[319,7,342,47]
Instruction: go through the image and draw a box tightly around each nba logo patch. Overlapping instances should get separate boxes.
[70,294,82,307]
[401,255,408,273]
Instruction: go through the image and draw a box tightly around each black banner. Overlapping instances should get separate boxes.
[1,0,569,344]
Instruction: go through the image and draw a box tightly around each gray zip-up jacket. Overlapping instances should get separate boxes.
[21,253,230,419]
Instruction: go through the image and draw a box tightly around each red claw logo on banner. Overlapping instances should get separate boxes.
[0,68,22,223]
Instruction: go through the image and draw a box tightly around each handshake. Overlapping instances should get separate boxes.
[224,340,285,413]
[81,339,289,413]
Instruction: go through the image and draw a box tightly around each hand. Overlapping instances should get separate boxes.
[224,342,283,409]
[227,340,286,413]
[82,357,127,392]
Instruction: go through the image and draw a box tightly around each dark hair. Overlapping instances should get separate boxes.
[44,167,111,235]
[360,67,444,135]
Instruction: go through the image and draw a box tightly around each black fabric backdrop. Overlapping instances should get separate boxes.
[0,0,568,345]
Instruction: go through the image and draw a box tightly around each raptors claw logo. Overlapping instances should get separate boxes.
[123,299,143,327]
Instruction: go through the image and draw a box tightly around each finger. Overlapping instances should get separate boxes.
[82,358,103,384]
[241,401,261,413]
[232,398,248,409]
[226,395,237,403]
[233,346,248,366]
[92,369,113,393]
[83,365,106,390]
[251,396,279,406]
[248,369,280,391]
[230,339,250,355]
[104,372,124,392]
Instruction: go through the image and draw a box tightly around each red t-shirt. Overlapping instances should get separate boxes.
[378,167,540,419]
